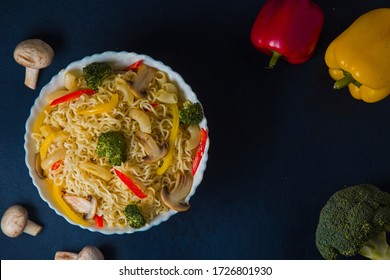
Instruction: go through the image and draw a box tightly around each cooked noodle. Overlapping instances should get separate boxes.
[33,66,196,228]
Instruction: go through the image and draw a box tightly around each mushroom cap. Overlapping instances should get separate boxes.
[77,246,105,260]
[135,131,169,163]
[1,205,28,238]
[14,39,54,69]
[129,64,157,98]
[55,246,104,260]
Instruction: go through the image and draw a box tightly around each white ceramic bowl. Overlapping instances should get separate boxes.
[24,51,209,234]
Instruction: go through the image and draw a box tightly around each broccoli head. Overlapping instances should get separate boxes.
[124,203,146,229]
[179,100,203,125]
[315,184,390,260]
[96,131,126,166]
[83,62,112,90]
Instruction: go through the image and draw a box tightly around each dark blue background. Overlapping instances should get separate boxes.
[0,0,389,260]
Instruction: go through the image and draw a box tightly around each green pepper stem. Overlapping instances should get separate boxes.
[267,51,282,69]
[334,71,362,90]
[334,74,353,89]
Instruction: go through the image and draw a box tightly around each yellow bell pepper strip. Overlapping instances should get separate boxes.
[40,132,56,160]
[33,104,54,133]
[77,93,119,115]
[114,168,147,199]
[39,124,56,137]
[51,182,91,227]
[39,130,69,161]
[50,89,96,106]
[325,8,390,103]
[156,104,179,175]
[192,128,208,176]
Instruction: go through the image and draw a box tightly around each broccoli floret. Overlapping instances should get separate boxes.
[83,62,112,90]
[96,131,126,166]
[315,184,390,260]
[124,204,146,229]
[179,100,203,125]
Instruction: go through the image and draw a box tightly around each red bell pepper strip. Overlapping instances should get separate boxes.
[114,168,147,199]
[51,159,63,171]
[192,128,208,176]
[50,89,96,106]
[144,103,159,112]
[250,0,324,68]
[123,60,144,72]
[94,214,104,228]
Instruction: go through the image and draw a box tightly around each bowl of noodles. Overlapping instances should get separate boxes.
[24,51,209,234]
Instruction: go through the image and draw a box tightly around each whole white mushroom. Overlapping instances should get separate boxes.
[1,205,42,238]
[13,39,54,90]
[55,245,105,260]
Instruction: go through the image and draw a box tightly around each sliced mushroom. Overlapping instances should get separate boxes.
[127,64,157,98]
[161,171,193,212]
[35,153,46,179]
[186,125,201,151]
[55,245,104,260]
[127,83,147,99]
[62,195,97,220]
[115,77,134,104]
[135,131,168,163]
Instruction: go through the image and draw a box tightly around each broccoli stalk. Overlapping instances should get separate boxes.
[96,131,126,166]
[359,232,390,260]
[315,184,390,260]
[83,62,112,90]
[124,204,146,229]
[178,100,203,125]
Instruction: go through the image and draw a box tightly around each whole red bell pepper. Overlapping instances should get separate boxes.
[250,0,324,68]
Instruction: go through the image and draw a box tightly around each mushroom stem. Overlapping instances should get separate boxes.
[23,220,43,236]
[54,251,78,260]
[25,67,40,89]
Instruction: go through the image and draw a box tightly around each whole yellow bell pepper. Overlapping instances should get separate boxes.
[325,8,390,103]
